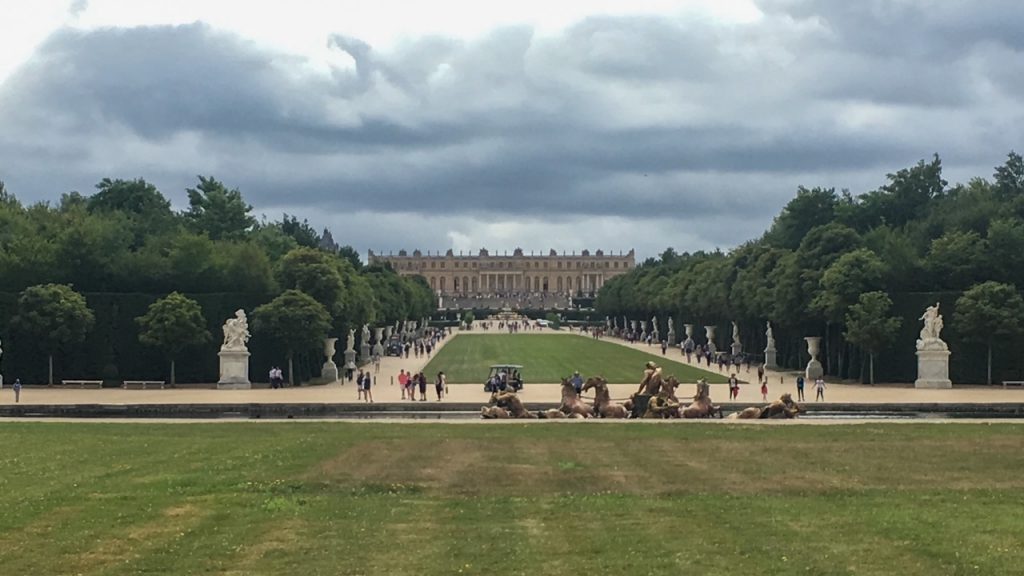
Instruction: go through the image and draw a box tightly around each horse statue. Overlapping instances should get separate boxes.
[492,390,537,419]
[558,377,594,418]
[582,376,629,418]
[680,379,723,418]
[727,393,801,419]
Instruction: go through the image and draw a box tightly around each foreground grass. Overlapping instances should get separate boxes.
[424,333,726,384]
[0,422,1022,575]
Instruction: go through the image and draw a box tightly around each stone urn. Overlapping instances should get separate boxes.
[704,326,717,355]
[804,336,824,380]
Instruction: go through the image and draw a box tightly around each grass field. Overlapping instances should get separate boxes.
[423,334,727,384]
[1,422,1022,575]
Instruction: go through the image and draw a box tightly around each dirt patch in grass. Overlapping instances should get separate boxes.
[69,501,208,574]
[305,432,1024,497]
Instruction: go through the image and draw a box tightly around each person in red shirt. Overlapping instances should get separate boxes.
[398,369,409,400]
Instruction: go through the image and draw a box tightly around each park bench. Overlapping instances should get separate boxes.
[1002,380,1024,388]
[123,380,166,390]
[60,380,103,389]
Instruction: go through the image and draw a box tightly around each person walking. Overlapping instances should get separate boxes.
[728,373,739,400]
[796,375,805,401]
[435,371,445,401]
[398,369,409,400]
[356,369,365,401]
[363,372,374,403]
[13,378,22,403]
[813,376,825,401]
[418,372,428,401]
[756,364,765,385]
[761,378,768,401]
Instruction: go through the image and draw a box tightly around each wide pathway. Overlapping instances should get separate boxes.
[2,326,1023,406]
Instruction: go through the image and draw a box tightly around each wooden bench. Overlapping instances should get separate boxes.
[1002,381,1024,388]
[60,380,103,389]
[123,380,166,390]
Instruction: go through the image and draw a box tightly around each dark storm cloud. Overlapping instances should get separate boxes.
[1,2,1023,255]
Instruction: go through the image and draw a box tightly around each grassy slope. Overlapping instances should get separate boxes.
[423,334,728,384]
[0,423,1022,575]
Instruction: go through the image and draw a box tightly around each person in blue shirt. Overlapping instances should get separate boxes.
[570,370,584,395]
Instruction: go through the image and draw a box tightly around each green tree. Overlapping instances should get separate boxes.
[765,186,838,250]
[993,151,1024,200]
[88,178,172,216]
[811,248,887,323]
[184,176,255,240]
[10,284,95,384]
[925,230,987,289]
[253,290,332,385]
[136,292,211,385]
[954,282,1024,385]
[843,292,902,385]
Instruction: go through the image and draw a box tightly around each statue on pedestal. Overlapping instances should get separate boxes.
[218,309,251,388]
[764,321,778,369]
[915,303,951,388]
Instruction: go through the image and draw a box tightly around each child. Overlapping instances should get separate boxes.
[761,379,768,401]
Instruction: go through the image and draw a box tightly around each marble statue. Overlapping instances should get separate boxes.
[764,321,778,369]
[361,323,371,344]
[668,317,675,335]
[221,309,250,351]
[346,329,355,352]
[918,303,944,345]
[731,321,741,346]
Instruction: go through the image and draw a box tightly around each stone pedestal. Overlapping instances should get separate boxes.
[804,337,823,380]
[217,350,251,389]
[360,344,371,365]
[915,349,952,389]
[731,342,742,356]
[372,343,384,358]
[321,361,339,382]
[764,345,778,369]
[667,330,676,347]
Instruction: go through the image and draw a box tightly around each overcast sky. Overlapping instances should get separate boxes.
[1,1,1022,259]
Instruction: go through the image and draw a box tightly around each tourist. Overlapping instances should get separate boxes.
[728,374,739,400]
[795,375,805,401]
[761,378,768,401]
[13,378,21,403]
[435,371,445,401]
[398,369,409,400]
[268,367,277,389]
[363,372,373,403]
[661,341,667,356]
[356,370,364,401]
[757,364,765,385]
[813,377,825,401]
[570,370,584,395]
[373,354,381,374]
[418,372,428,401]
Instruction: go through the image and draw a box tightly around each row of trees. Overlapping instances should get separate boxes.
[0,177,435,384]
[597,152,1024,384]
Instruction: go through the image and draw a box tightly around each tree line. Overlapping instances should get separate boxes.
[596,152,1024,384]
[0,177,435,384]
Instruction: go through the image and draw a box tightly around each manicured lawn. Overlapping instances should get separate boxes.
[0,422,1021,575]
[423,333,727,384]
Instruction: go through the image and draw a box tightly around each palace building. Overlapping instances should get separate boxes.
[367,248,635,295]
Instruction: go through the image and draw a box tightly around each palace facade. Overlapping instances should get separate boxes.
[367,248,635,295]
